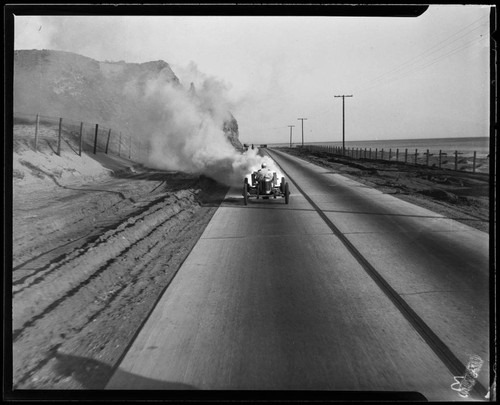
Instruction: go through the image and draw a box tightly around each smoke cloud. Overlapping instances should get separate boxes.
[123,66,280,187]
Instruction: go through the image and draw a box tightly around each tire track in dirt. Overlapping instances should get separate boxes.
[13,190,198,333]
[12,191,175,287]
[12,173,172,272]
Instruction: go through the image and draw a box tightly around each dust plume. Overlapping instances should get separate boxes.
[124,69,277,187]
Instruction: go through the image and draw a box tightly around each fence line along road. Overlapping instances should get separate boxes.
[13,112,149,163]
[301,144,486,174]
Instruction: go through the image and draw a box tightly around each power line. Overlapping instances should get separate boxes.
[355,15,489,93]
[362,16,488,87]
[396,35,486,80]
[365,16,488,87]
[358,34,487,93]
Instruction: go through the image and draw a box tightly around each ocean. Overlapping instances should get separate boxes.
[269,137,491,157]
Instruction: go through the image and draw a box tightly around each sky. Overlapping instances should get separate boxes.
[13,5,492,145]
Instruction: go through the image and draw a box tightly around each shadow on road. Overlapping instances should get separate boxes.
[53,352,198,390]
[17,353,427,401]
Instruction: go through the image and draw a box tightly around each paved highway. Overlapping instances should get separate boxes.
[106,149,490,400]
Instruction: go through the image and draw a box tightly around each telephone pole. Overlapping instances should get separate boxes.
[297,118,307,147]
[288,125,295,148]
[334,95,353,155]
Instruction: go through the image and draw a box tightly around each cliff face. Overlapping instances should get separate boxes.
[223,113,241,151]
[13,49,242,150]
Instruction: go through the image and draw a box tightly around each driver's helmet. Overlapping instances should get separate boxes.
[261,163,267,169]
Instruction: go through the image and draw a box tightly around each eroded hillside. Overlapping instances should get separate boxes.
[14,49,242,151]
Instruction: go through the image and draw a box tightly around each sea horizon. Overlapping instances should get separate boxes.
[268,136,490,157]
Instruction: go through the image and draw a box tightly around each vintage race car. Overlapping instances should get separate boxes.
[243,170,290,205]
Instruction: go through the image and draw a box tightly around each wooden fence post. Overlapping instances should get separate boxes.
[93,124,99,154]
[369,148,372,159]
[375,148,378,160]
[405,148,408,163]
[57,117,62,156]
[389,149,392,161]
[79,122,83,156]
[34,114,39,152]
[454,150,458,171]
[473,151,476,173]
[396,149,399,162]
[438,150,442,168]
[105,128,111,154]
[414,149,418,165]
[426,149,429,167]
[381,148,384,161]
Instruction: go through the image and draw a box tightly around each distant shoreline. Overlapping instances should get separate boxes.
[268,135,489,144]
[267,136,490,156]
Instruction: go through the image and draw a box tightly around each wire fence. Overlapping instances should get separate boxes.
[13,112,150,162]
[302,144,489,174]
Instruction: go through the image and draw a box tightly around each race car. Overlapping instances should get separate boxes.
[243,170,290,205]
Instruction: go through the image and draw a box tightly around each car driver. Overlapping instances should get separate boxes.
[257,162,273,181]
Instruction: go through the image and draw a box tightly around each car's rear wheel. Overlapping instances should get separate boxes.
[243,179,248,205]
[285,182,290,204]
[280,177,285,193]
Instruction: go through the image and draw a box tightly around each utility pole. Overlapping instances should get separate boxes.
[297,118,307,147]
[288,125,295,148]
[334,95,353,156]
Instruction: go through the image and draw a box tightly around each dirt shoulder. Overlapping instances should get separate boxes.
[277,147,492,234]
[11,165,228,390]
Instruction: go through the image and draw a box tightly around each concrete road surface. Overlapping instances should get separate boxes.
[106,149,491,401]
